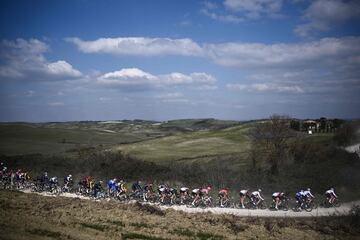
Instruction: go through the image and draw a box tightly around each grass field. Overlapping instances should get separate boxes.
[1,190,359,240]
[114,124,253,164]
[0,124,143,155]
[0,119,242,156]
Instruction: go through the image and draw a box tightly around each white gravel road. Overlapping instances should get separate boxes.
[19,189,359,218]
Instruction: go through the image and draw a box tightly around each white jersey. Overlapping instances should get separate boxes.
[272,192,281,197]
[303,190,314,198]
[240,190,248,195]
[326,189,337,197]
[159,187,166,192]
[50,177,57,183]
[251,191,264,200]
[192,188,200,194]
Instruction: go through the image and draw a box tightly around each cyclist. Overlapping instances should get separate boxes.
[49,176,58,192]
[63,174,73,192]
[107,178,116,195]
[304,188,315,204]
[40,172,49,190]
[251,189,264,206]
[179,187,189,204]
[239,189,249,209]
[143,183,153,202]
[325,188,338,204]
[169,187,177,205]
[200,186,212,206]
[191,188,201,206]
[218,188,229,207]
[272,192,285,210]
[132,181,142,198]
[295,190,306,210]
[158,184,167,204]
[85,176,92,193]
[93,180,103,198]
[118,180,126,194]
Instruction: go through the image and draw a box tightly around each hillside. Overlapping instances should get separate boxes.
[1,119,360,200]
[1,190,360,240]
[0,119,242,156]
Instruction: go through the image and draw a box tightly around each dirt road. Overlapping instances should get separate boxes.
[20,189,358,218]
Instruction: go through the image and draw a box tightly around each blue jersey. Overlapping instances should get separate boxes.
[107,180,114,189]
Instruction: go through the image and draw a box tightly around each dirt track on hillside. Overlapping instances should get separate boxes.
[20,189,359,218]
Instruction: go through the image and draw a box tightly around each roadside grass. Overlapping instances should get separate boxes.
[1,190,360,240]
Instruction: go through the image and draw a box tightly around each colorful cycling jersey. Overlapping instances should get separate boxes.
[200,188,210,195]
[295,191,306,199]
[251,191,264,200]
[107,179,115,189]
[219,189,228,195]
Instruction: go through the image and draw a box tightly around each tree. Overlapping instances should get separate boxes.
[333,122,358,147]
[248,115,294,175]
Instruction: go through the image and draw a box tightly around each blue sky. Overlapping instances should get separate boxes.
[0,0,360,121]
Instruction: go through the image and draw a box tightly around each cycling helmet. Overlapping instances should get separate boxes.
[207,186,211,190]
[330,187,334,191]
[69,174,72,177]
[307,188,311,191]
[258,189,262,192]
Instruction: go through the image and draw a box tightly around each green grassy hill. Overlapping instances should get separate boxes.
[0,124,142,155]
[114,123,252,164]
[1,119,359,200]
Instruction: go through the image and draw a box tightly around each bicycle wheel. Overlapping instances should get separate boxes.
[333,200,341,208]
[304,204,313,212]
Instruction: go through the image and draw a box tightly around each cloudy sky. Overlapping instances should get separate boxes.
[0,0,360,121]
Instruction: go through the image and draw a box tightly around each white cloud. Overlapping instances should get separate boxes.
[224,0,283,18]
[97,68,217,90]
[227,83,304,93]
[201,0,283,23]
[46,61,82,77]
[294,0,360,37]
[204,37,360,69]
[0,38,82,81]
[200,8,244,23]
[65,37,203,57]
[66,36,360,72]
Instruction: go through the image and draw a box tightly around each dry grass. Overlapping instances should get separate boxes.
[1,190,359,240]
